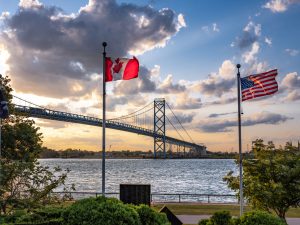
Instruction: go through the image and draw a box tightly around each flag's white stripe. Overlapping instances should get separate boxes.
[242,70,277,81]
[242,81,277,92]
[247,82,278,91]
[247,70,277,79]
[243,90,277,100]
[242,87,278,97]
[242,89,277,100]
[242,85,278,95]
[242,85,278,94]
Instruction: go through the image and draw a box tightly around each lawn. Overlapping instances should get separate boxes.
[152,203,300,217]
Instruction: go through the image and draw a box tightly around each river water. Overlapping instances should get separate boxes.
[40,158,238,202]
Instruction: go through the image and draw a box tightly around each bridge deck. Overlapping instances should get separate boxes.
[14,105,206,151]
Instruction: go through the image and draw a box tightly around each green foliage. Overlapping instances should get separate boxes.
[134,204,170,225]
[198,211,285,225]
[62,197,141,225]
[198,211,232,225]
[0,75,72,215]
[239,211,285,225]
[198,218,210,225]
[223,139,300,220]
[0,206,65,225]
[210,211,232,225]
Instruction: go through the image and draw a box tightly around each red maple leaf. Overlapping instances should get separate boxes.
[113,58,123,73]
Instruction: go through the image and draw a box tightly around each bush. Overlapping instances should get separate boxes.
[134,204,170,225]
[198,211,232,225]
[210,211,232,225]
[198,218,210,225]
[62,197,141,225]
[0,206,64,225]
[239,211,286,225]
[198,210,285,225]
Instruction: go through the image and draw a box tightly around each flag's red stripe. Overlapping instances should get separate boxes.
[243,81,278,92]
[242,85,278,95]
[242,86,278,98]
[249,69,277,79]
[242,90,278,101]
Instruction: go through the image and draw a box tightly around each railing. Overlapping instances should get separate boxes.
[52,191,238,204]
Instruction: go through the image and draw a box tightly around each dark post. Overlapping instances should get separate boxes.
[102,42,107,196]
[236,64,243,216]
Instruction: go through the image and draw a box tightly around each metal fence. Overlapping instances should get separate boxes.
[52,191,238,204]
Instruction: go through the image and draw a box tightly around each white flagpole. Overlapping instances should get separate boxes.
[102,42,107,196]
[236,64,244,216]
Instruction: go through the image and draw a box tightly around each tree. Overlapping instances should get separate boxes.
[223,139,300,221]
[0,75,72,214]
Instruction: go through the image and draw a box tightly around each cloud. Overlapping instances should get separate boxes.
[200,112,292,132]
[169,113,195,124]
[208,112,236,118]
[281,72,300,89]
[283,90,300,101]
[201,22,220,33]
[1,0,184,99]
[112,66,156,95]
[157,74,186,93]
[0,12,10,20]
[242,42,260,63]
[263,0,300,13]
[285,48,299,56]
[235,21,261,49]
[265,37,272,46]
[212,23,220,32]
[192,60,236,97]
[172,93,202,110]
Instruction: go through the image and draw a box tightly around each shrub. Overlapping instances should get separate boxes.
[198,218,210,225]
[134,204,170,225]
[210,211,232,225]
[239,211,286,225]
[62,196,141,225]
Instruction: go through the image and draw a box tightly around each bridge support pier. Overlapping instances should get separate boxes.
[153,99,166,159]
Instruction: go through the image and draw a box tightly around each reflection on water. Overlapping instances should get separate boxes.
[40,158,238,196]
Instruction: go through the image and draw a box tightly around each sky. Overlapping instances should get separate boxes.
[0,0,299,152]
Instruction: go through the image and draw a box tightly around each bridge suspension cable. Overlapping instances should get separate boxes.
[165,114,185,142]
[166,102,195,144]
[12,95,47,109]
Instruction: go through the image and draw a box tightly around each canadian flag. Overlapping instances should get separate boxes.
[105,57,139,82]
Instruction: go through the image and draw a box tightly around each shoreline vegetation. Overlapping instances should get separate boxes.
[39,147,244,159]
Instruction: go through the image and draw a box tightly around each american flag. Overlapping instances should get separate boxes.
[241,69,278,101]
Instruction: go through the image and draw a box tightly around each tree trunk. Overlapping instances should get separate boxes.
[278,210,287,224]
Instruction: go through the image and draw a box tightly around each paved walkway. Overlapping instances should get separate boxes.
[177,215,300,225]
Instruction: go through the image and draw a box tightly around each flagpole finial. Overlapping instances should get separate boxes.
[102,42,107,47]
[237,64,241,69]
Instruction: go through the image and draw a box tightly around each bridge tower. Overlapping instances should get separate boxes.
[153,98,166,159]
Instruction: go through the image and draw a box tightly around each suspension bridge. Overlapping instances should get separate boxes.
[12,97,206,158]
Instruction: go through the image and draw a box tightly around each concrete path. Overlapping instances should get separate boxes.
[177,215,300,225]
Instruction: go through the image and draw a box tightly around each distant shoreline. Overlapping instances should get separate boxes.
[39,147,241,160]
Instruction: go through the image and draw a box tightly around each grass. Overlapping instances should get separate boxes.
[152,203,300,217]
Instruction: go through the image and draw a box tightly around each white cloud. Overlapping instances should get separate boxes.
[244,21,261,36]
[265,37,272,46]
[242,42,260,63]
[218,60,236,80]
[263,0,300,13]
[281,72,300,89]
[202,23,220,33]
[285,48,299,56]
[177,14,186,28]
[0,12,10,20]
[19,0,42,9]
[212,23,220,32]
